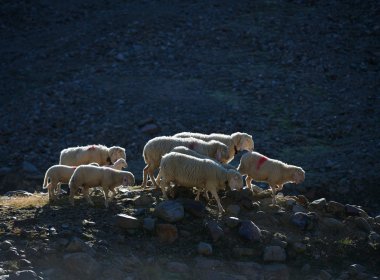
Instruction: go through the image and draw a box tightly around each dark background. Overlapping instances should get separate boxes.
[1,0,379,213]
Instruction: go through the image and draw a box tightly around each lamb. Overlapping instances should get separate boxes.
[69,165,135,208]
[158,152,243,214]
[174,132,254,163]
[59,144,126,166]
[42,163,99,201]
[142,136,230,188]
[237,151,305,204]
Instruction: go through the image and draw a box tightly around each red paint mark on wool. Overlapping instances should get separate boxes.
[188,142,196,150]
[256,156,268,170]
[87,145,96,151]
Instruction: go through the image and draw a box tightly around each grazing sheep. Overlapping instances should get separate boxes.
[69,165,135,208]
[42,163,100,201]
[59,144,126,166]
[174,132,254,163]
[142,136,230,188]
[237,151,305,204]
[158,152,243,214]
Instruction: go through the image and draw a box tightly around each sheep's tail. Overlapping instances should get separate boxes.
[42,172,49,189]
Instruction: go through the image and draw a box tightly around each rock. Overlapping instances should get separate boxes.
[348,264,366,276]
[156,224,178,243]
[354,217,372,233]
[292,204,307,213]
[301,263,311,273]
[6,249,20,260]
[0,167,12,175]
[240,198,256,210]
[227,204,240,216]
[291,212,317,230]
[64,252,99,278]
[238,220,261,242]
[368,231,380,244]
[143,217,156,232]
[140,123,160,135]
[65,237,93,253]
[263,246,286,262]
[22,161,40,174]
[321,217,344,232]
[225,217,241,228]
[327,201,345,216]
[124,254,142,272]
[263,264,289,280]
[205,220,224,242]
[345,205,368,217]
[197,242,212,256]
[0,240,13,250]
[375,215,380,223]
[154,201,184,222]
[180,198,206,217]
[17,259,32,269]
[296,195,309,206]
[310,198,327,211]
[232,262,262,278]
[167,262,190,273]
[8,270,38,280]
[102,268,124,280]
[293,242,307,253]
[319,270,332,280]
[133,194,155,207]
[115,214,140,230]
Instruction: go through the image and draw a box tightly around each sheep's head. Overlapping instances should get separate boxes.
[292,167,305,184]
[227,170,244,191]
[122,172,135,186]
[211,141,229,163]
[232,132,254,152]
[109,146,126,163]
[114,158,128,169]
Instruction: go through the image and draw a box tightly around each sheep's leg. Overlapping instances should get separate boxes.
[47,183,55,201]
[277,184,284,192]
[245,176,253,191]
[203,189,209,200]
[195,188,201,201]
[102,187,109,208]
[149,169,160,189]
[154,171,161,188]
[159,179,169,199]
[83,187,94,206]
[142,165,150,188]
[69,185,77,206]
[209,188,225,214]
[270,185,277,205]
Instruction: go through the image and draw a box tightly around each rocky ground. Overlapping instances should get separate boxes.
[0,0,379,279]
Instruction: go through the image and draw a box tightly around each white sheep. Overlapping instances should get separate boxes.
[174,132,254,163]
[237,151,305,204]
[142,136,230,189]
[158,152,243,214]
[69,165,135,208]
[59,144,126,166]
[42,163,100,201]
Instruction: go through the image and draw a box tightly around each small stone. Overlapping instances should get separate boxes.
[115,214,140,229]
[292,204,307,213]
[291,212,316,230]
[194,257,222,270]
[156,224,178,243]
[124,254,142,272]
[263,246,286,262]
[354,217,372,233]
[348,264,366,276]
[301,263,311,273]
[309,198,327,211]
[180,198,206,217]
[140,123,160,135]
[0,240,13,250]
[232,262,262,277]
[6,248,20,260]
[233,247,255,257]
[133,194,155,207]
[65,237,93,254]
[285,198,296,207]
[143,217,156,232]
[293,242,307,253]
[154,201,184,223]
[205,220,224,242]
[197,242,212,255]
[375,215,380,223]
[167,262,189,273]
[18,259,32,268]
[238,220,261,242]
[64,252,99,278]
[9,270,38,280]
[319,269,332,280]
[225,217,241,228]
[322,217,344,232]
[345,205,368,217]
[369,231,380,244]
[227,204,240,216]
[327,201,345,216]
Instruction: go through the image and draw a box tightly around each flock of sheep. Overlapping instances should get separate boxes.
[42,132,305,214]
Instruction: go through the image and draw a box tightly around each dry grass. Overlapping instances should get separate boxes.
[0,193,49,209]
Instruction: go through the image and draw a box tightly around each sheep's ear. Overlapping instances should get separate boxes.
[216,149,222,162]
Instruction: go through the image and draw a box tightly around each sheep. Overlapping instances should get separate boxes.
[237,151,305,205]
[42,163,100,201]
[89,158,128,195]
[69,165,135,208]
[158,152,243,214]
[174,132,254,163]
[142,136,230,189]
[59,144,126,166]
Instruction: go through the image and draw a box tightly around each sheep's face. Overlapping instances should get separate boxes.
[215,146,229,163]
[114,158,128,169]
[293,168,305,184]
[122,173,135,186]
[109,146,126,163]
[227,170,244,190]
[240,135,254,152]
